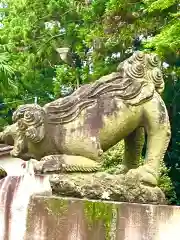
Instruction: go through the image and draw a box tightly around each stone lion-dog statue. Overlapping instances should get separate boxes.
[0,51,171,186]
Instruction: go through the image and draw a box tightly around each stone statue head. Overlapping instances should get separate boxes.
[12,104,46,144]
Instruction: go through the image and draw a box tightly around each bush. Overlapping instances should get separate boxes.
[102,141,124,169]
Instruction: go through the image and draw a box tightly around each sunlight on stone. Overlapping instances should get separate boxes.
[0,162,52,240]
[156,214,180,240]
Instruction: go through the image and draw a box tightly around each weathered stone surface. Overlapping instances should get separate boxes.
[25,196,180,240]
[0,51,171,188]
[49,172,166,204]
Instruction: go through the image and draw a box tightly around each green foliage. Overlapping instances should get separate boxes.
[144,0,180,56]
[102,141,124,169]
[1,0,178,105]
[158,161,177,204]
[0,0,179,204]
[0,52,17,96]
[145,0,178,12]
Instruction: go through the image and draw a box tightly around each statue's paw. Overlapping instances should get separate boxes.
[10,149,19,157]
[106,164,128,175]
[29,159,44,173]
[126,165,158,186]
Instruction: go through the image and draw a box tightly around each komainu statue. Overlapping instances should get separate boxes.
[0,51,171,188]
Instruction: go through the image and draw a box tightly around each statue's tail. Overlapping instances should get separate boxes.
[147,67,165,95]
[117,51,165,95]
[144,53,165,95]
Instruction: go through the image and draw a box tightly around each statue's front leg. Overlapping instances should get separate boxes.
[30,154,101,174]
[126,115,171,186]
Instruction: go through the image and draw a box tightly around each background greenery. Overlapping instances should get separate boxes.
[0,0,179,203]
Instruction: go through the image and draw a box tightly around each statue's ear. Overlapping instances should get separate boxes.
[23,110,39,126]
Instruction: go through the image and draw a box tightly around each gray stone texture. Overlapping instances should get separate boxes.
[25,196,180,240]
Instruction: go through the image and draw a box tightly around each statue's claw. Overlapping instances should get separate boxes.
[126,165,158,186]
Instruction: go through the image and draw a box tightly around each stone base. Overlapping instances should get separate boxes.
[49,172,166,204]
[25,196,180,240]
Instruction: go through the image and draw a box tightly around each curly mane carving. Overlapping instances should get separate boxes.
[44,52,164,124]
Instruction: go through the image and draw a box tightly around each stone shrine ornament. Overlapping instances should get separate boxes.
[0,51,171,204]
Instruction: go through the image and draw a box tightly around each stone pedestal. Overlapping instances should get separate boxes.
[25,196,180,240]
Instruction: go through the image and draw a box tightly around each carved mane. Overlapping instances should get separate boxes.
[42,52,163,124]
